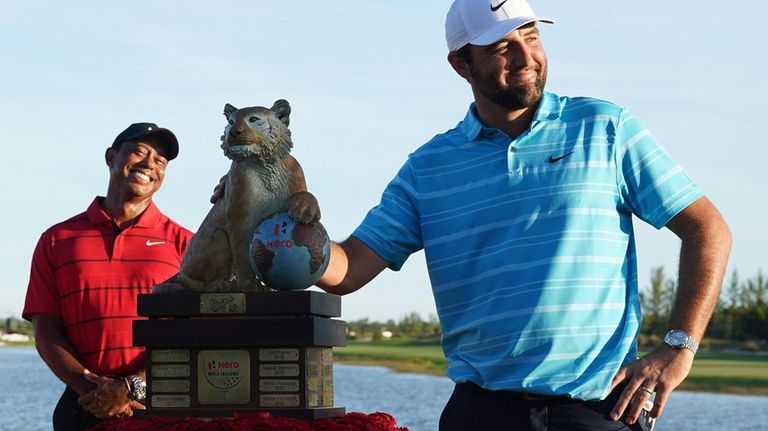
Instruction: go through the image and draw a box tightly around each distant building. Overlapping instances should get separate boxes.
[0,332,30,342]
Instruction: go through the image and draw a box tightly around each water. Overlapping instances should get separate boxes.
[2,347,766,431]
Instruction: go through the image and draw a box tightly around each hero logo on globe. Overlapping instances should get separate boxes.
[267,221,294,248]
[203,359,243,390]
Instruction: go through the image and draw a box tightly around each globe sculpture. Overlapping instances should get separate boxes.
[249,212,331,291]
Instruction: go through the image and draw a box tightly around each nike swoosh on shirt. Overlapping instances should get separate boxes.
[146,240,166,247]
[548,151,575,163]
[491,0,508,12]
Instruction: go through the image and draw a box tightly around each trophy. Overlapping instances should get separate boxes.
[134,100,345,420]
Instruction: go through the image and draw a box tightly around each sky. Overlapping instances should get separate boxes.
[1,0,766,322]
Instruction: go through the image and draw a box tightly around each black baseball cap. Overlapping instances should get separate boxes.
[111,122,179,160]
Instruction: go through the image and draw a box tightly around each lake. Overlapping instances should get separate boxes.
[1,347,766,431]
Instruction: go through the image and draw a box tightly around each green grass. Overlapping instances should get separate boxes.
[336,338,447,375]
[336,340,768,396]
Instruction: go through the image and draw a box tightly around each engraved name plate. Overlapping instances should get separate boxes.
[200,293,246,314]
[198,350,250,405]
[151,394,190,408]
[152,379,190,393]
[152,364,190,378]
[151,349,190,363]
[259,364,300,377]
[259,379,300,392]
[259,348,299,361]
[260,394,300,407]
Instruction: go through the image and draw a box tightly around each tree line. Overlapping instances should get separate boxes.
[5,267,765,348]
[346,312,441,341]
[2,316,33,337]
[348,267,767,351]
[641,267,767,349]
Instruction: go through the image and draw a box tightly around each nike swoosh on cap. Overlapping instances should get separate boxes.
[145,240,166,246]
[491,0,508,12]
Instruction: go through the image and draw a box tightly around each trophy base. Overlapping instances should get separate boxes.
[134,406,345,421]
[133,291,346,421]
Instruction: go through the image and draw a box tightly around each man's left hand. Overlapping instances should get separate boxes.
[609,345,694,425]
[78,369,137,419]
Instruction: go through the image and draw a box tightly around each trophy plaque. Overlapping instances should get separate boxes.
[133,290,346,420]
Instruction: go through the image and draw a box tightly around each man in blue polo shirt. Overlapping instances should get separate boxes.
[317,0,732,429]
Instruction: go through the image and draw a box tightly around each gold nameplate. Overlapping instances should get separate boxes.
[306,364,320,377]
[152,349,190,363]
[308,378,321,392]
[259,379,300,392]
[151,395,190,408]
[152,364,190,378]
[200,293,246,314]
[152,379,190,393]
[260,394,300,407]
[307,393,321,407]
[323,390,334,407]
[259,348,299,361]
[198,350,250,405]
[259,364,300,377]
[305,347,322,362]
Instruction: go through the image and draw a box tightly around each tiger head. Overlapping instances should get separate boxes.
[220,99,293,163]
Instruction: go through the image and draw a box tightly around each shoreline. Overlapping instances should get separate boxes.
[334,357,768,397]
[8,342,766,397]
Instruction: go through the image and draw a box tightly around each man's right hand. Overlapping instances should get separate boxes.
[210,175,227,203]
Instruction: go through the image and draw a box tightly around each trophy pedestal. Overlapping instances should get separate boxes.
[133,290,346,420]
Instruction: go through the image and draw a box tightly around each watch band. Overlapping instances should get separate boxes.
[663,329,699,354]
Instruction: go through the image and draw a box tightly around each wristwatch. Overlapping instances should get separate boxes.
[663,329,698,354]
[126,374,146,401]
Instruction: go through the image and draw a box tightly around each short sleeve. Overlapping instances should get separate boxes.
[614,109,704,229]
[22,232,61,320]
[352,160,423,270]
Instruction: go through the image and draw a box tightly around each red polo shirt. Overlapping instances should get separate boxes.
[23,197,193,376]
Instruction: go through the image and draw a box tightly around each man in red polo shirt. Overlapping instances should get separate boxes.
[23,123,193,430]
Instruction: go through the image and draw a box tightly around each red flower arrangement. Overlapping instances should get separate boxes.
[88,412,409,431]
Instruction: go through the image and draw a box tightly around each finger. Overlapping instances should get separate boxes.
[610,379,644,421]
[650,387,670,418]
[83,369,100,383]
[78,392,95,406]
[624,389,653,425]
[609,366,628,393]
[129,400,146,410]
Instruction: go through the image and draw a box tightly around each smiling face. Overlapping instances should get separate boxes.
[105,137,168,202]
[451,23,548,112]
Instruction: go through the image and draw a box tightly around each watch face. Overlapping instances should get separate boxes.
[666,330,687,347]
[131,377,147,400]
[135,383,146,400]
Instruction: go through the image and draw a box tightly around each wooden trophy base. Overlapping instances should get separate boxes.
[133,290,346,420]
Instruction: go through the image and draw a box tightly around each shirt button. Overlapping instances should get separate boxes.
[509,146,517,153]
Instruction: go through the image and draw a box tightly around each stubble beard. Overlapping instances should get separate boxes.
[472,64,548,111]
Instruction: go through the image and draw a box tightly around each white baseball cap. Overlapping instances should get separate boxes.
[445,0,554,52]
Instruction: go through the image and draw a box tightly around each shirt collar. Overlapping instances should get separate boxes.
[459,91,562,141]
[86,196,162,228]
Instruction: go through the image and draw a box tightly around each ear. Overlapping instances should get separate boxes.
[105,147,115,168]
[224,103,238,118]
[270,99,291,127]
[447,51,472,80]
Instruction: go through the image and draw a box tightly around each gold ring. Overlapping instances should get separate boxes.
[639,386,654,395]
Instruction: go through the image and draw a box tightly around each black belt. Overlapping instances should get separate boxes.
[458,382,574,403]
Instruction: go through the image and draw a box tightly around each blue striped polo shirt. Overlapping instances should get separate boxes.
[352,91,703,400]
